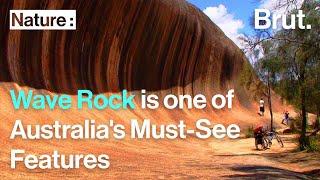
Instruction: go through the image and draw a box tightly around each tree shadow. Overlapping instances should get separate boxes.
[223,165,319,179]
[216,150,320,179]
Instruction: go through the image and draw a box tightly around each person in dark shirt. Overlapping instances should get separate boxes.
[281,111,289,125]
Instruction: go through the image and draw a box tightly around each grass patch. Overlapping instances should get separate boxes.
[308,135,320,152]
[289,121,299,133]
[295,114,303,127]
[244,126,254,138]
[294,113,311,130]
[295,134,320,152]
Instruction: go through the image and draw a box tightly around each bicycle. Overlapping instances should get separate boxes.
[254,132,269,150]
[255,135,269,150]
[264,131,284,148]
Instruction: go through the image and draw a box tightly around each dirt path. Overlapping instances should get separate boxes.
[3,134,319,179]
[81,134,320,179]
[0,84,318,179]
[205,135,319,179]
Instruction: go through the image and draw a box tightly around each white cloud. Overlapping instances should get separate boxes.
[203,5,244,48]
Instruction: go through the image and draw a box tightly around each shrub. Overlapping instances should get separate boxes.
[244,126,254,138]
[295,114,303,127]
[308,135,320,152]
[289,121,298,133]
[294,113,310,130]
[295,134,320,152]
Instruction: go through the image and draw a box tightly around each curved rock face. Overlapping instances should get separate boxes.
[0,0,246,95]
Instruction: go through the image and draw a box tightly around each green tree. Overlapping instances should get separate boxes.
[240,41,280,130]
[241,0,320,149]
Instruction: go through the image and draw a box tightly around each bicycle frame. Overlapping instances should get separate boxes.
[264,131,284,148]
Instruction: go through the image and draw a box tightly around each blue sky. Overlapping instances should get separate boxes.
[187,0,258,34]
[186,0,277,47]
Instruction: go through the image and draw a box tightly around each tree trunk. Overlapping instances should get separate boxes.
[267,80,274,131]
[316,109,320,128]
[299,67,309,150]
[301,89,307,134]
[310,114,320,136]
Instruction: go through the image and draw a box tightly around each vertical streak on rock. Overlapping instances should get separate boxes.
[7,0,25,84]
[0,1,13,81]
[1,0,249,104]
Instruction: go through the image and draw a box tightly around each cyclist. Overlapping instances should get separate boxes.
[254,125,268,148]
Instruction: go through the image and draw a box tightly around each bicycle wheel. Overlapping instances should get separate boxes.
[262,138,269,150]
[276,135,284,148]
[255,138,268,150]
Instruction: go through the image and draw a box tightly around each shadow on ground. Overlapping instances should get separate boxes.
[223,165,320,179]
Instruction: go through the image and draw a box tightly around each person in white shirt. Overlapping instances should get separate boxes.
[259,98,265,116]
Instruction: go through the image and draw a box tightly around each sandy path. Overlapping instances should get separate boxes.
[0,83,318,179]
[1,134,319,179]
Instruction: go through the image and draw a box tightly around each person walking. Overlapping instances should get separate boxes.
[259,98,265,116]
[282,111,290,125]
